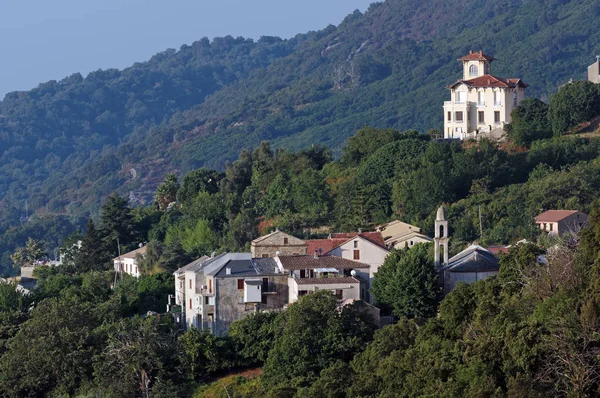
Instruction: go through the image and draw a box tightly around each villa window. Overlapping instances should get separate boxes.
[456,91,466,104]
[353,250,360,260]
[494,111,501,124]
[494,91,501,106]
[469,64,479,77]
[447,111,451,121]
[189,279,192,289]
[513,92,518,107]
[455,111,464,122]
[189,299,192,310]
[478,111,485,124]
[478,91,485,105]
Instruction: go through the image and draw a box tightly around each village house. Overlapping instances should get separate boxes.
[276,254,371,303]
[251,229,308,258]
[535,210,588,236]
[443,50,527,140]
[376,220,432,249]
[306,232,389,302]
[173,252,289,334]
[113,245,147,278]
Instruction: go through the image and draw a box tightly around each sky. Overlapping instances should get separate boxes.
[0,0,375,98]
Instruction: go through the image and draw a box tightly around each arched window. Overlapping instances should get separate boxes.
[469,64,479,77]
[439,225,445,238]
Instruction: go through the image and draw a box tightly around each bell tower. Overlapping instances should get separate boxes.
[434,206,449,268]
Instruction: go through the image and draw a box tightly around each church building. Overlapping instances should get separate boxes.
[443,50,528,140]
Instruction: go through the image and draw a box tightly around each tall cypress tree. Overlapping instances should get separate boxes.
[76,219,109,272]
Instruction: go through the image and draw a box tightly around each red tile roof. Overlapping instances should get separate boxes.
[458,50,495,62]
[331,232,386,247]
[535,210,580,223]
[448,75,528,89]
[486,246,510,255]
[306,238,348,256]
[294,277,360,285]
[278,255,370,270]
[306,232,387,255]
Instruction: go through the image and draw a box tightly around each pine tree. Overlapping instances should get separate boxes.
[76,219,109,272]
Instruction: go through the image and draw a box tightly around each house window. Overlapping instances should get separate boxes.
[189,279,192,289]
[209,279,212,294]
[261,294,268,304]
[469,64,478,77]
[205,296,209,305]
[237,279,244,290]
[262,253,269,258]
[335,290,344,299]
[543,223,547,231]
[549,223,553,232]
[180,280,183,289]
[456,91,466,104]
[455,111,463,122]
[447,111,451,121]
[283,237,289,245]
[494,111,500,124]
[300,270,306,278]
[189,299,192,310]
[478,111,485,124]
[494,91,501,106]
[513,92,518,107]
[353,241,358,248]
[263,278,269,292]
[478,91,485,105]
[410,241,414,246]
[353,250,360,260]
[135,266,138,274]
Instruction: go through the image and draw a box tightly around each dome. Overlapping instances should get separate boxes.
[436,206,446,221]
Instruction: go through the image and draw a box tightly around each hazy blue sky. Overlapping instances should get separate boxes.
[0,0,375,98]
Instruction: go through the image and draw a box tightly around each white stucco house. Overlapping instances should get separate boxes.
[443,50,528,140]
[113,245,147,278]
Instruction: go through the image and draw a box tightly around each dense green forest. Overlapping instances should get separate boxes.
[1,0,600,264]
[1,78,600,396]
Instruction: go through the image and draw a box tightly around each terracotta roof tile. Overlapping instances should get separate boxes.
[448,75,528,89]
[113,246,147,261]
[535,210,580,223]
[306,238,348,255]
[458,50,495,62]
[294,277,360,285]
[332,232,386,248]
[278,255,370,270]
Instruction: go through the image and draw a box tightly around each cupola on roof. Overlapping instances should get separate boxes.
[458,50,496,62]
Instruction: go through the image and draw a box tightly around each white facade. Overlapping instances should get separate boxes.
[113,246,147,278]
[326,236,389,280]
[288,278,361,303]
[443,51,527,140]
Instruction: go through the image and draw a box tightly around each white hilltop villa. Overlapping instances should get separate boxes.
[443,50,528,140]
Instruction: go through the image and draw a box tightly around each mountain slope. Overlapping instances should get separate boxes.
[1,0,599,223]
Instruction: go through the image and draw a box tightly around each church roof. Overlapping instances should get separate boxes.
[444,245,500,273]
[447,75,528,89]
[458,50,495,62]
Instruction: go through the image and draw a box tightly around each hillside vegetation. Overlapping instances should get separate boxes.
[1,0,599,229]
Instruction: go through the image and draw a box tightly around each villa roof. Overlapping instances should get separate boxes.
[458,50,496,62]
[535,210,580,223]
[113,245,147,261]
[278,255,370,271]
[294,277,360,285]
[447,75,528,89]
[444,245,499,273]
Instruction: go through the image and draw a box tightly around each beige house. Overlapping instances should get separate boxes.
[443,50,527,140]
[589,57,600,84]
[113,246,147,278]
[385,231,433,250]
[376,220,421,240]
[251,230,307,258]
[535,210,588,236]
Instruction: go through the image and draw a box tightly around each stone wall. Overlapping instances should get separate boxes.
[251,231,307,258]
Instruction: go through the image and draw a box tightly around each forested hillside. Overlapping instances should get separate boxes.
[1,0,600,270]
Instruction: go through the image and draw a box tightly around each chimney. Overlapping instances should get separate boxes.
[358,228,362,234]
[313,250,319,259]
[225,267,231,275]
